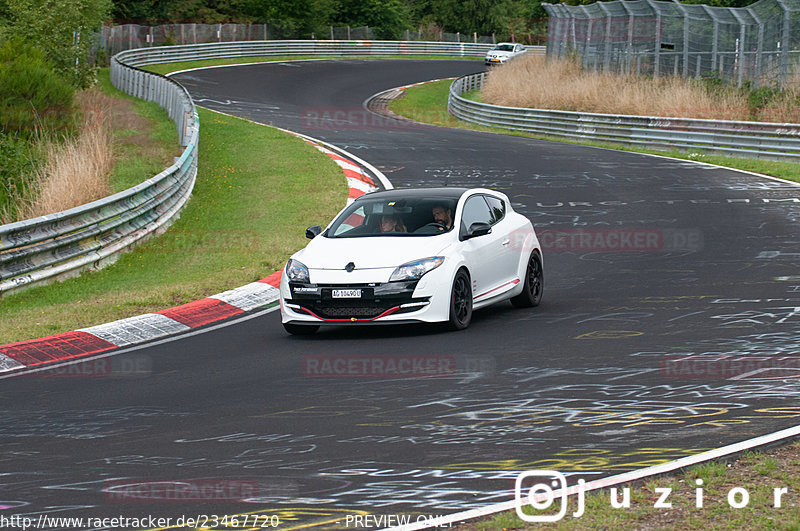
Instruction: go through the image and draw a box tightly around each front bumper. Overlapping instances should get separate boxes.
[280,269,453,325]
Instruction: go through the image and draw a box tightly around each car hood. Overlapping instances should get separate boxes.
[487,50,514,57]
[296,235,452,270]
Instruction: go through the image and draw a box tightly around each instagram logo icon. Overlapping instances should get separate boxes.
[515,471,586,522]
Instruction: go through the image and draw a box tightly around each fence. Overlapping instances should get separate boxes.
[100,24,498,57]
[0,54,198,296]
[542,0,800,88]
[448,71,800,161]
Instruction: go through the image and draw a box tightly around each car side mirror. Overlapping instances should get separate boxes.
[464,222,492,239]
[305,225,322,239]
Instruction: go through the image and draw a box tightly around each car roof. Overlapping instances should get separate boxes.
[356,187,471,202]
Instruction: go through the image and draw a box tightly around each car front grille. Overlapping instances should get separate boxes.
[287,281,428,321]
[303,304,394,319]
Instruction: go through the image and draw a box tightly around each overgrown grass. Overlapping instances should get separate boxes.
[388,79,800,184]
[142,55,480,76]
[17,90,115,219]
[456,443,800,530]
[0,92,345,343]
[484,55,800,122]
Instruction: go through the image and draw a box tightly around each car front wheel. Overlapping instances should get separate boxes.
[511,252,543,308]
[448,269,473,330]
[283,322,320,335]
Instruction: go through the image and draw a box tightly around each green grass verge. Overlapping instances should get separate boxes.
[142,55,482,76]
[456,442,800,529]
[96,68,180,193]
[389,80,800,184]
[0,81,346,343]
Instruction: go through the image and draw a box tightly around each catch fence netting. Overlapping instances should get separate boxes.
[542,0,800,87]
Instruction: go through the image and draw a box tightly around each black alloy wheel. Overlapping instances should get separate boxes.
[511,252,543,308]
[448,269,473,330]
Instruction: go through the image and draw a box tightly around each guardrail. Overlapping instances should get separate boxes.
[0,55,198,295]
[0,40,495,295]
[448,72,800,162]
[113,40,495,67]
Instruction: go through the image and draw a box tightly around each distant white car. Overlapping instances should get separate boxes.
[279,187,543,334]
[485,43,526,65]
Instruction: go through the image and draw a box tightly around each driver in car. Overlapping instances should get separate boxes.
[431,204,453,231]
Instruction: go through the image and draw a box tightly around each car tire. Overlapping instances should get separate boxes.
[511,252,543,308]
[283,322,320,335]
[447,269,473,330]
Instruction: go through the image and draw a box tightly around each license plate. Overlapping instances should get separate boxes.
[332,289,362,299]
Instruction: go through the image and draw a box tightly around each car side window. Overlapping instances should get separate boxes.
[484,195,506,225]
[332,206,367,236]
[461,195,493,235]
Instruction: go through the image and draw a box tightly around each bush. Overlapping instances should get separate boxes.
[0,39,75,136]
[0,130,40,223]
[747,85,779,116]
[2,0,111,88]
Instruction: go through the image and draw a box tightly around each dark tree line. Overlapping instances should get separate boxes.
[109,0,549,40]
[107,0,762,40]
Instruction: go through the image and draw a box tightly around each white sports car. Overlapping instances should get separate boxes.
[485,42,526,65]
[279,187,543,334]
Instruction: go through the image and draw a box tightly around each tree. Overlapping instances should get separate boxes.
[241,0,336,37]
[333,0,412,39]
[427,0,540,39]
[4,0,112,88]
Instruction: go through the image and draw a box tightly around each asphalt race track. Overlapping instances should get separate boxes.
[2,59,800,529]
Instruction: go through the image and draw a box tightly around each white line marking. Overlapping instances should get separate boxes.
[383,423,800,530]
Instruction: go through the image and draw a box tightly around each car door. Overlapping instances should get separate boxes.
[459,194,514,301]
[484,194,520,285]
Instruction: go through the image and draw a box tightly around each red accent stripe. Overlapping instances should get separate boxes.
[157,298,243,329]
[298,306,401,322]
[0,331,117,367]
[475,279,520,300]
[326,153,353,165]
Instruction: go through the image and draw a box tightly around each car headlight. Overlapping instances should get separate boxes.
[389,257,444,282]
[286,259,310,283]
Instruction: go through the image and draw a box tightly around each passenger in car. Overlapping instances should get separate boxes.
[380,214,407,233]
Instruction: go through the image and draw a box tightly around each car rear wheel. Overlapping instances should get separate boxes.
[448,269,473,330]
[511,252,543,308]
[283,322,320,335]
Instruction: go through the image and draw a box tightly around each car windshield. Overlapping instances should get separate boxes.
[494,44,515,51]
[327,196,458,238]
